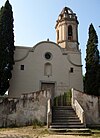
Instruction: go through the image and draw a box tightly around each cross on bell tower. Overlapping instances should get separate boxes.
[55,7,79,51]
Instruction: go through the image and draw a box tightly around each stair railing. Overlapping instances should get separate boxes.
[73,99,86,127]
[47,99,52,128]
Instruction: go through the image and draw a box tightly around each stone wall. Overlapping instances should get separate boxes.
[72,89,100,127]
[0,90,49,127]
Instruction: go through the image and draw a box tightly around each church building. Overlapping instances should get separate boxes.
[9,7,83,98]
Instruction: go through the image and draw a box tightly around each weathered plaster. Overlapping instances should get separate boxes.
[0,90,49,127]
[72,89,100,127]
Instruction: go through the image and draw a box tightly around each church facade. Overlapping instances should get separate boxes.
[9,7,83,98]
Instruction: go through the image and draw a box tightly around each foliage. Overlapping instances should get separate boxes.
[54,90,72,106]
[0,0,15,95]
[83,75,85,92]
[32,119,44,129]
[85,23,100,96]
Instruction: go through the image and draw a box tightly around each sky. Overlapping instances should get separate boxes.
[0,0,100,74]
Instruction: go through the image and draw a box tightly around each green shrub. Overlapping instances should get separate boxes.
[53,89,72,106]
[32,119,44,129]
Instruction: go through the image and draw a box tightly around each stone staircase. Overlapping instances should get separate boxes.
[50,106,85,129]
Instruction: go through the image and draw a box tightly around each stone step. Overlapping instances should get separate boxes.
[48,128,91,136]
[53,110,75,112]
[53,114,77,118]
[52,119,81,122]
[53,116,79,119]
[53,113,76,116]
[53,109,74,111]
[53,109,76,114]
[51,105,85,129]
[53,106,73,109]
[53,110,75,113]
[50,124,85,128]
[52,121,82,125]
[53,110,76,113]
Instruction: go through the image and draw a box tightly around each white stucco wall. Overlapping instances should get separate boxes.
[9,41,83,98]
[72,89,100,127]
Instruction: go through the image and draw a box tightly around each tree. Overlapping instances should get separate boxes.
[0,0,15,95]
[85,23,100,96]
[83,75,85,92]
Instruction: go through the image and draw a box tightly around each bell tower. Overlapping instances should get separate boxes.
[55,7,79,51]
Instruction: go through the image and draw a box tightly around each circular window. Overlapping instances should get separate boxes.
[45,52,52,60]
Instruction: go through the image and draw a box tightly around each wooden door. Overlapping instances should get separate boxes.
[41,83,55,99]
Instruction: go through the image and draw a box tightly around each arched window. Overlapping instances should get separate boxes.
[44,63,52,76]
[68,25,73,40]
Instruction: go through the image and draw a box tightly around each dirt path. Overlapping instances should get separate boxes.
[41,135,92,138]
[0,126,93,138]
[0,134,93,138]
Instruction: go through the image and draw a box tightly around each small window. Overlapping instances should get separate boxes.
[20,65,24,70]
[70,67,73,73]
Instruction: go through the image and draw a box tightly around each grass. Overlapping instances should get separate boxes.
[91,129,100,138]
[0,126,50,138]
[93,134,100,138]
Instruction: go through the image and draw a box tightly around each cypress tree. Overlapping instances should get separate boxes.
[85,23,100,96]
[0,0,15,95]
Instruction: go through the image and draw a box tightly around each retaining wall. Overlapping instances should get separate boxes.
[72,89,100,127]
[0,90,49,127]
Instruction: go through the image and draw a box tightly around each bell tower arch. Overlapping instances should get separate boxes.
[55,7,79,51]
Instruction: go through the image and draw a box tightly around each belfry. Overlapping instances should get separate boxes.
[55,7,79,51]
